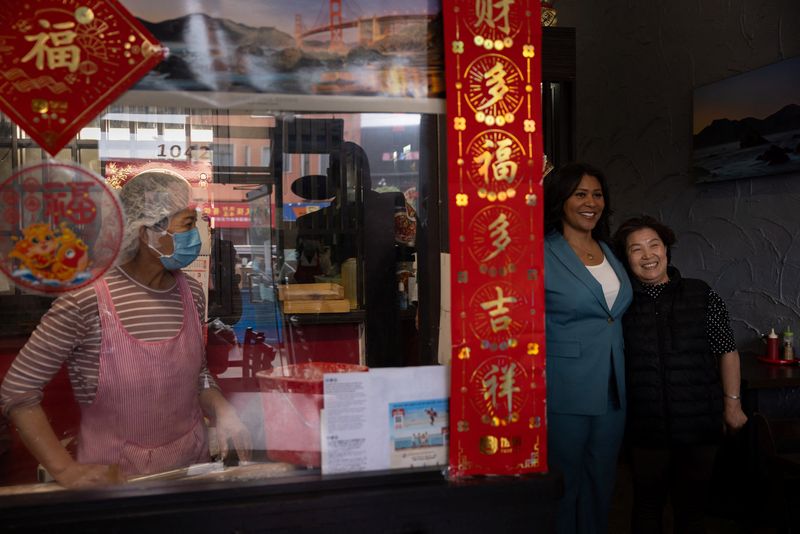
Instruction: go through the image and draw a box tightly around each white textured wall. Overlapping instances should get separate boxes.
[557,0,800,351]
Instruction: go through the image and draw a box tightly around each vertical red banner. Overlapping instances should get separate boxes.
[444,0,547,476]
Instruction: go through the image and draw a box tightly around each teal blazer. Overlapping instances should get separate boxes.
[544,231,633,415]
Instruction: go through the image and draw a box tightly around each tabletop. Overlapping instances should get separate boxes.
[741,351,800,390]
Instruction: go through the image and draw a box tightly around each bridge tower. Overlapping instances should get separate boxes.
[295,14,304,48]
[329,0,344,50]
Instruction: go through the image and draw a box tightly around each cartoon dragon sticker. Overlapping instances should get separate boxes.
[9,222,91,285]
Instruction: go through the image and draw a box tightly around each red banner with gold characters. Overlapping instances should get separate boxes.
[0,0,164,156]
[444,0,547,476]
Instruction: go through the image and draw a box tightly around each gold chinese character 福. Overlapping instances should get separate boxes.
[22,18,81,73]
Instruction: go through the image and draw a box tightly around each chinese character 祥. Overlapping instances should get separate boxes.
[483,212,511,261]
[480,286,517,333]
[482,362,521,415]
[474,0,514,35]
[22,19,81,73]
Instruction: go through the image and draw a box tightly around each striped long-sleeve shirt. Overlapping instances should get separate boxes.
[1,267,217,417]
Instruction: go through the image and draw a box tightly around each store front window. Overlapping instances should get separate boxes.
[0,104,443,491]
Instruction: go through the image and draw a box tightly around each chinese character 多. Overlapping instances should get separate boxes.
[483,212,511,261]
[478,62,510,111]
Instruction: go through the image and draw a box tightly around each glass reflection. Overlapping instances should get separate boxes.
[0,107,433,491]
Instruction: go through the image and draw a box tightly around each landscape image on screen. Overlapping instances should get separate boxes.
[692,56,800,183]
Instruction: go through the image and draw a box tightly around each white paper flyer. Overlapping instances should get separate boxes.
[321,365,449,475]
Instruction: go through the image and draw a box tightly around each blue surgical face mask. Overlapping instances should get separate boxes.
[149,227,201,270]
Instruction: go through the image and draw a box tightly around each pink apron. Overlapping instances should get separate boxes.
[76,272,209,476]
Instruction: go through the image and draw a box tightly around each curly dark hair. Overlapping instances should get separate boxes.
[543,162,613,242]
[612,215,676,264]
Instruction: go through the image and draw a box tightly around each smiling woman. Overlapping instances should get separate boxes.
[612,215,748,531]
[623,225,673,285]
[560,174,606,245]
[542,162,633,533]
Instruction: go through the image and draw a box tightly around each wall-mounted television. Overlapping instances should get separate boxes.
[692,56,800,183]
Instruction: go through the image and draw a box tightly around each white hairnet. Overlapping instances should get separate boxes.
[117,170,192,264]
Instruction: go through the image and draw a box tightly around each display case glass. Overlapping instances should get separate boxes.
[0,26,574,505]
[0,103,444,491]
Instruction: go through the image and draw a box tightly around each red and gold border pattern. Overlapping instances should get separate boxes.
[445,0,546,476]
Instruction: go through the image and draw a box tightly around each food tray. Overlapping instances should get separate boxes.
[277,283,344,301]
[281,298,350,314]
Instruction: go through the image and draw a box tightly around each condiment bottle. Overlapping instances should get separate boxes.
[767,328,780,360]
[783,326,794,360]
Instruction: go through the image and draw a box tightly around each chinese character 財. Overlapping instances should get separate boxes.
[474,0,514,35]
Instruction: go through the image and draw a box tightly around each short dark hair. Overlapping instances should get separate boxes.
[612,215,676,263]
[543,162,613,242]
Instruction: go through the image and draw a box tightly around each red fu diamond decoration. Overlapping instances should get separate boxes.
[0,0,165,156]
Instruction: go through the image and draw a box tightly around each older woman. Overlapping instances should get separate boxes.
[544,163,633,534]
[612,215,747,533]
[1,170,251,488]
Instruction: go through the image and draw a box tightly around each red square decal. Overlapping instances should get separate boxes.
[0,0,165,156]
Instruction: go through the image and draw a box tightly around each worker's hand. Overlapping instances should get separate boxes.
[214,405,252,463]
[53,461,125,488]
[723,400,748,434]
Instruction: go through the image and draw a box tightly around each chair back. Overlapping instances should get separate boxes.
[243,327,275,389]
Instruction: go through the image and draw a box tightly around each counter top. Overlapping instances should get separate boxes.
[0,461,298,497]
[1,466,563,533]
[741,351,800,390]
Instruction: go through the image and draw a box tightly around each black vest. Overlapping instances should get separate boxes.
[622,268,723,447]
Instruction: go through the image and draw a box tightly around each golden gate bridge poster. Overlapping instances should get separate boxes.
[120,0,444,100]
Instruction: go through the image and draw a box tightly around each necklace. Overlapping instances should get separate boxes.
[567,239,600,261]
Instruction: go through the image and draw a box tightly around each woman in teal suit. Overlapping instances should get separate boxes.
[544,163,632,534]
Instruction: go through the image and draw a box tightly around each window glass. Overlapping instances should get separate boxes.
[0,106,438,492]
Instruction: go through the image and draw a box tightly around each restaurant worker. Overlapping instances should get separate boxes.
[0,170,251,488]
[543,163,632,534]
[613,215,747,533]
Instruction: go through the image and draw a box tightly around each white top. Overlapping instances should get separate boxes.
[585,257,620,309]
